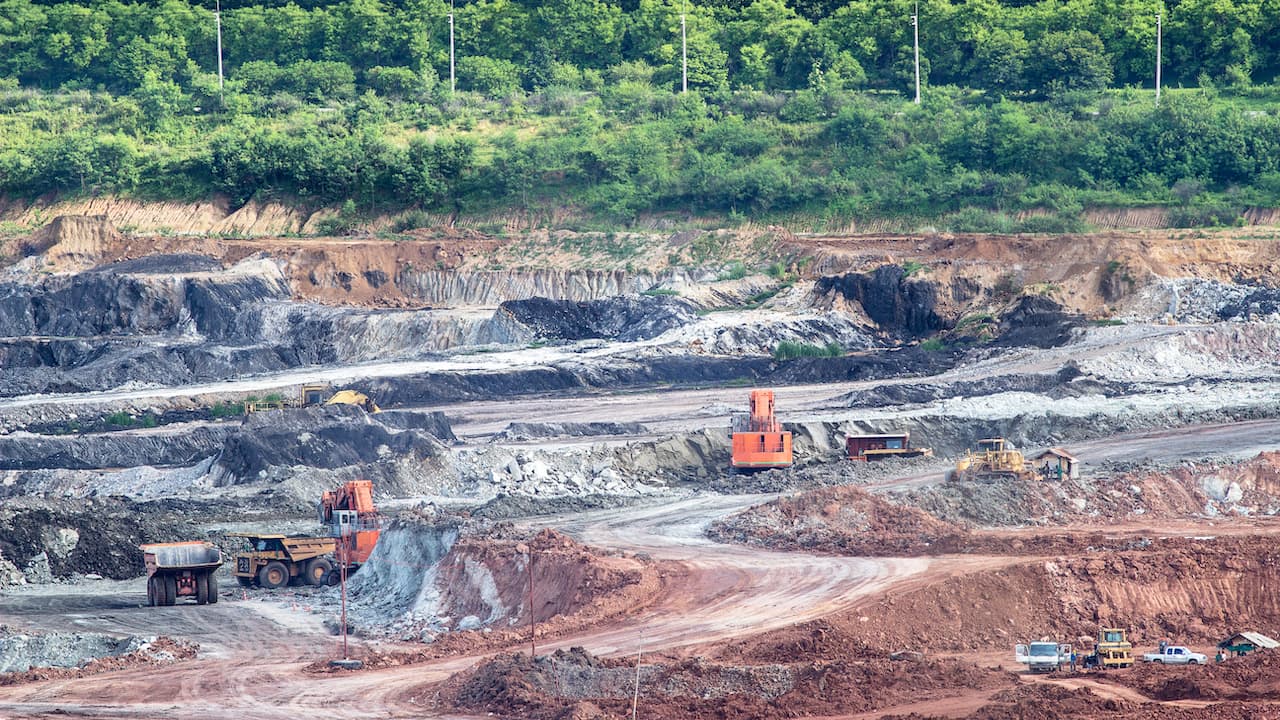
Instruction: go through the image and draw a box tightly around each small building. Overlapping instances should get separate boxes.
[846,432,932,461]
[1033,448,1079,480]
[1218,631,1279,656]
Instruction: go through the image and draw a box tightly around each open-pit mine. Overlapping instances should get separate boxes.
[3,214,1280,719]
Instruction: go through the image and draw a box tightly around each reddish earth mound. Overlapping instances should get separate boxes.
[708,485,968,555]
[306,529,678,674]
[1101,648,1280,702]
[436,646,1016,720]
[717,537,1280,654]
[438,528,650,629]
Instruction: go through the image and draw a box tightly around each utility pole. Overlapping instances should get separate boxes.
[680,0,688,94]
[527,548,536,658]
[214,0,224,98]
[912,2,921,104]
[1155,13,1162,105]
[449,0,456,94]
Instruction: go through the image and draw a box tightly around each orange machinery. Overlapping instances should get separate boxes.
[319,479,381,565]
[730,390,793,470]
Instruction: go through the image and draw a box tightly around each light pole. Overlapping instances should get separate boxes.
[912,2,921,104]
[681,0,688,94]
[214,0,224,98]
[449,0,456,94]
[1155,13,1162,105]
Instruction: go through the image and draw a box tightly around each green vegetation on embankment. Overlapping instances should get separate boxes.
[2,0,1280,229]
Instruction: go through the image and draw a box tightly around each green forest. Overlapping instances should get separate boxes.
[3,0,1280,228]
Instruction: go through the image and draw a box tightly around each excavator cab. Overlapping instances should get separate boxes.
[730,390,793,470]
[319,479,381,565]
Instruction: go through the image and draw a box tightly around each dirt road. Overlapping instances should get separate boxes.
[0,493,972,719]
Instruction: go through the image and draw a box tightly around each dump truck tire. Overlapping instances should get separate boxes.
[207,573,218,603]
[196,573,209,605]
[147,577,157,607]
[163,574,177,606]
[304,558,333,587]
[259,561,289,589]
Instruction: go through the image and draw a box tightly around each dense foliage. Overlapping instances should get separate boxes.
[3,0,1279,95]
[2,0,1280,227]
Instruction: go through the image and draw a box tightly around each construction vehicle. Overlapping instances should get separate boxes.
[319,479,381,566]
[1083,628,1134,669]
[847,432,934,462]
[730,390,792,470]
[141,541,222,607]
[1143,645,1206,664]
[243,385,380,414]
[1015,641,1073,673]
[325,389,380,413]
[948,437,1034,483]
[230,534,338,589]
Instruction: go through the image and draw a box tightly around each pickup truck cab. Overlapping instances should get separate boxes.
[1143,646,1207,664]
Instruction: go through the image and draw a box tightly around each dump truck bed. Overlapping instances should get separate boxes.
[141,541,222,573]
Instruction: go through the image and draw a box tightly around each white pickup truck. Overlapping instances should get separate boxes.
[1015,642,1073,673]
[1142,646,1207,664]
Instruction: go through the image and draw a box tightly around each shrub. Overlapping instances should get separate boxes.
[773,341,844,360]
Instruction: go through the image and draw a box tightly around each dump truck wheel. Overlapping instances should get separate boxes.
[207,573,218,603]
[304,558,333,587]
[259,561,289,589]
[163,574,177,606]
[196,573,209,605]
[147,577,157,607]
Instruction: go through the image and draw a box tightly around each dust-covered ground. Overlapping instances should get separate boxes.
[2,218,1280,718]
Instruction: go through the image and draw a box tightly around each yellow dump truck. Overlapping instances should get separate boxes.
[230,534,337,589]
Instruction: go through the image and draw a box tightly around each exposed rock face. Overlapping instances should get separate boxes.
[395,269,671,306]
[0,500,196,579]
[993,295,1084,348]
[0,427,237,471]
[210,405,446,486]
[497,296,698,342]
[814,266,944,337]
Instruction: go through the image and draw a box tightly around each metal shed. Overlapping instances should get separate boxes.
[1218,631,1279,656]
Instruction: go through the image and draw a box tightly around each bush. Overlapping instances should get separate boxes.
[366,66,434,98]
[773,341,844,360]
[458,56,521,97]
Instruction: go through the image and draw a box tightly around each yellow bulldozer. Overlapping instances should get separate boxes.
[1084,627,1134,669]
[948,437,1035,483]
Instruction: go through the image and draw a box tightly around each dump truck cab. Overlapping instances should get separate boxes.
[230,533,337,589]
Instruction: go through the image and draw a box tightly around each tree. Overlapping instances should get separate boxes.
[532,0,625,69]
[1027,29,1112,96]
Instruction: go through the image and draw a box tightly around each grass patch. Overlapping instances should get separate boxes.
[1091,318,1126,326]
[105,411,134,427]
[919,337,946,352]
[210,401,245,418]
[773,341,844,360]
[901,260,925,277]
[641,288,680,296]
[718,260,748,281]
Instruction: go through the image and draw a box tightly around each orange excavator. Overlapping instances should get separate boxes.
[319,479,381,566]
[730,389,793,470]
